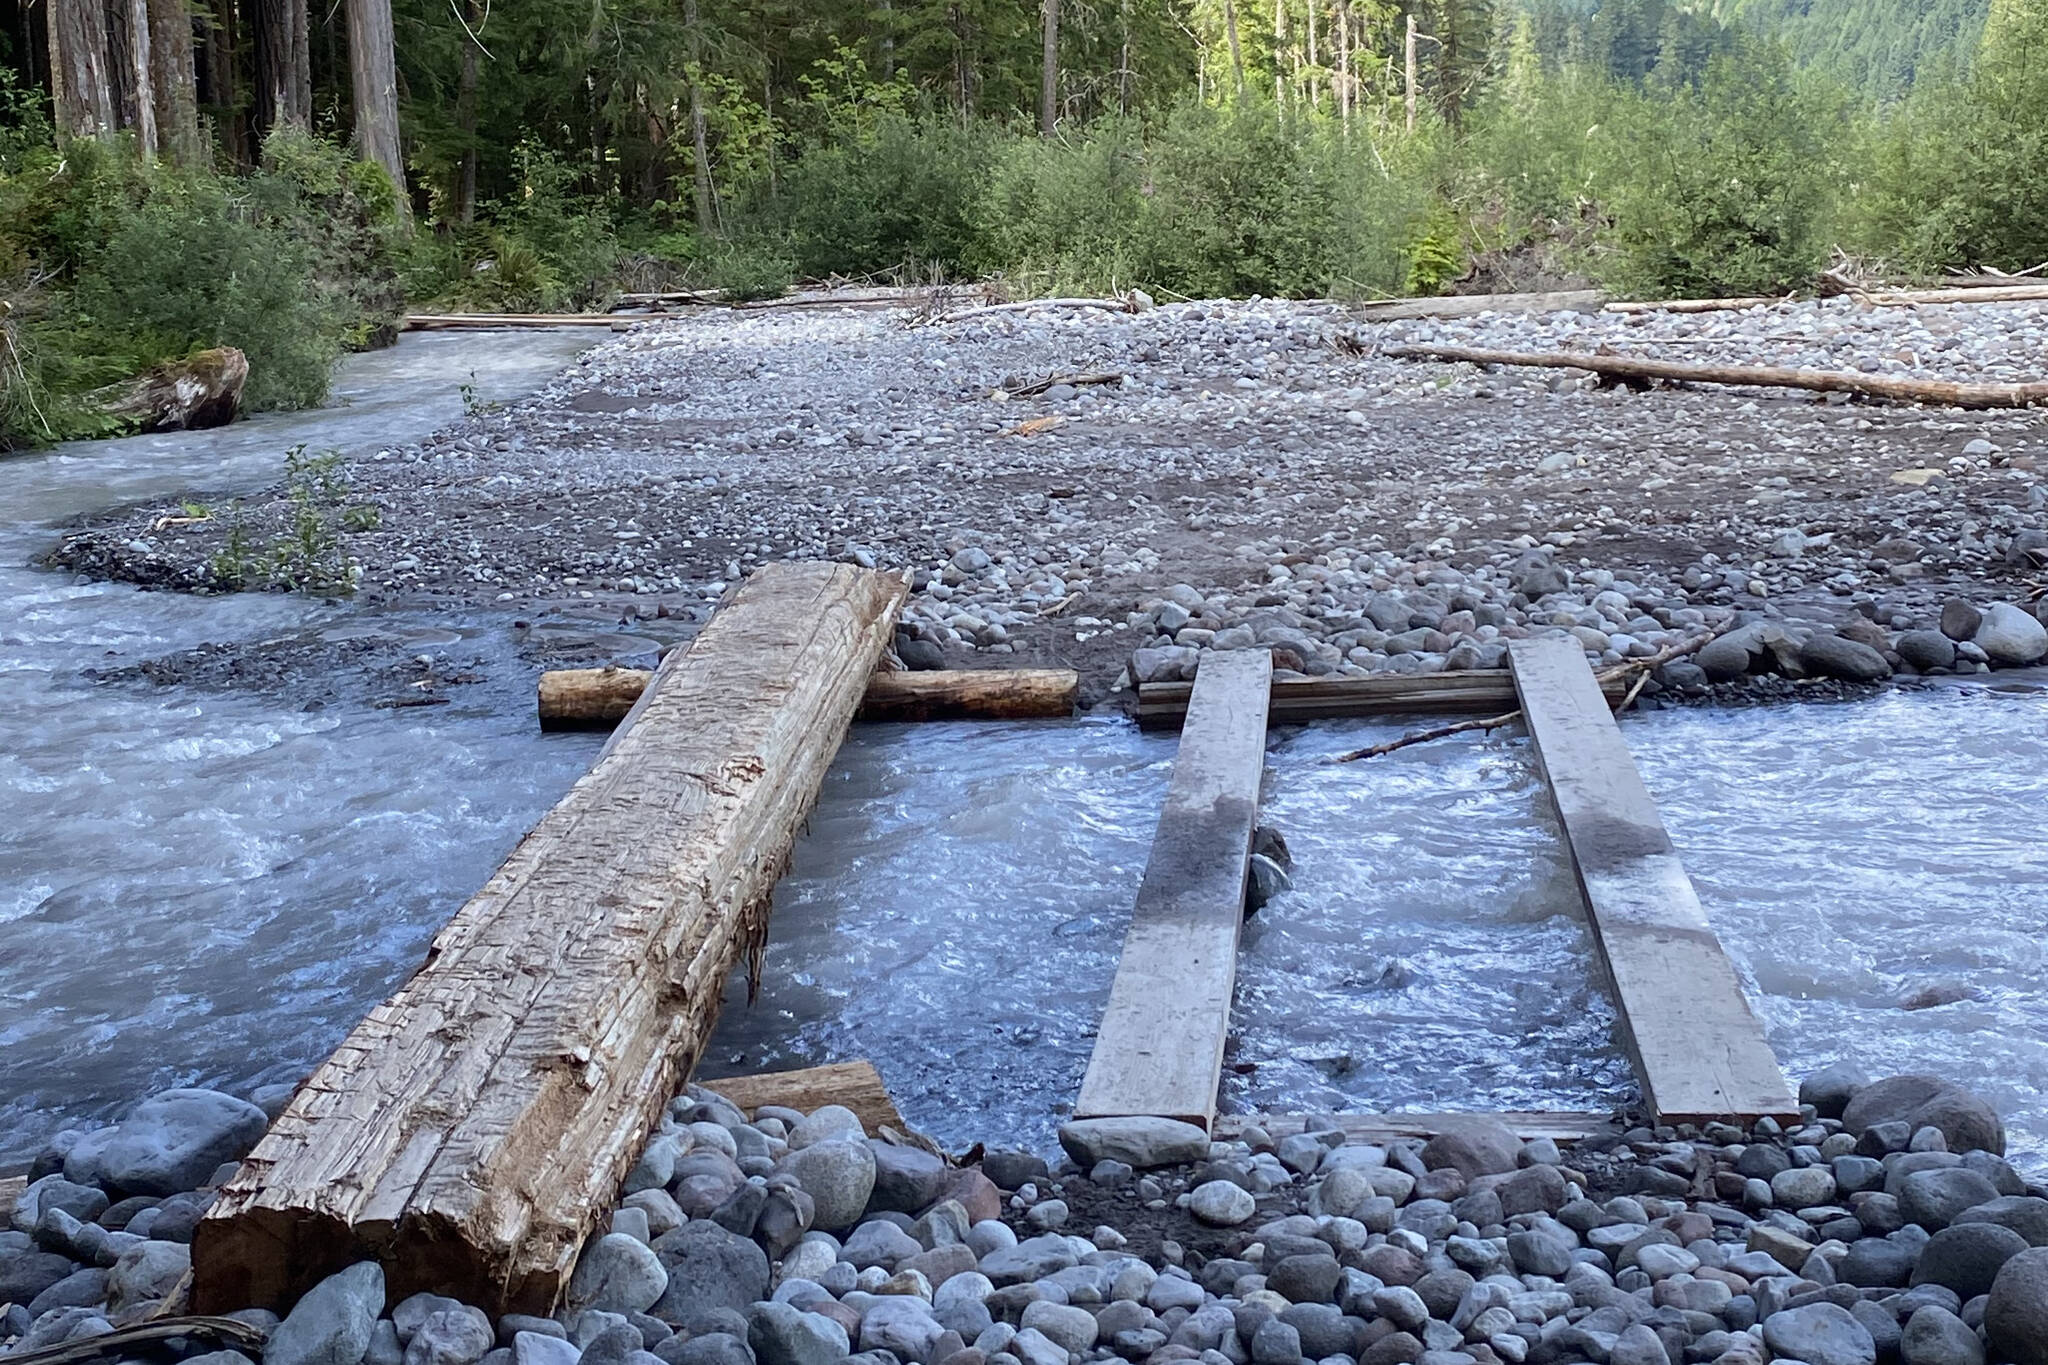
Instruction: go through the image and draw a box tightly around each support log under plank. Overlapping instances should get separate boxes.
[1135,669,1628,731]
[539,666,1078,730]
[701,1061,905,1133]
[1508,637,1797,1125]
[193,562,907,1316]
[1213,1111,1623,1144]
[1075,650,1272,1130]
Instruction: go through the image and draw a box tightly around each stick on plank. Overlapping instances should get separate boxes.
[1075,650,1273,1130]
[1508,637,1797,1124]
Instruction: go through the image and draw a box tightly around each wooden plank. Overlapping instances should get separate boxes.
[539,666,1077,730]
[1135,669,1629,731]
[193,563,907,1317]
[1508,636,1798,1125]
[1214,1111,1623,1144]
[1076,650,1273,1130]
[0,1172,24,1223]
[701,1061,905,1133]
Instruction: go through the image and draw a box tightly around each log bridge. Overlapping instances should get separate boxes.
[194,562,907,1316]
[191,571,1792,1319]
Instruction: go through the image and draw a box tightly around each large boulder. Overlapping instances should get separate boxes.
[1762,1303,1877,1365]
[1988,1247,2048,1365]
[64,1089,269,1195]
[1841,1075,2005,1156]
[650,1221,770,1323]
[1057,1117,1208,1170]
[1974,603,2048,666]
[265,1262,387,1365]
[1913,1222,2029,1298]
[1420,1118,1521,1180]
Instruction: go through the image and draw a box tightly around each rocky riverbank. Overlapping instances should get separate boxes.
[8,1070,2048,1365]
[40,296,2048,704]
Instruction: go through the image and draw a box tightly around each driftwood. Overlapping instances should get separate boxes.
[1007,372,1124,398]
[194,563,907,1316]
[90,347,247,431]
[406,313,641,330]
[0,1318,265,1365]
[937,293,1152,325]
[1327,630,1717,764]
[1383,343,2048,410]
[1605,282,2048,315]
[539,665,1078,730]
[702,1061,905,1132]
[1350,290,1607,322]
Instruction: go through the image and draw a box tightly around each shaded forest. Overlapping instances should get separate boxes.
[1,0,2045,446]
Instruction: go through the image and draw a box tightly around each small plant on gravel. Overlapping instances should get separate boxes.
[341,504,381,532]
[207,504,254,590]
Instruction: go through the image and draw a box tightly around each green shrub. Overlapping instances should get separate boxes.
[774,114,995,278]
[1594,47,1844,298]
[974,122,1147,294]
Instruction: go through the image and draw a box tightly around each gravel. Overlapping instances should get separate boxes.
[42,297,2048,704]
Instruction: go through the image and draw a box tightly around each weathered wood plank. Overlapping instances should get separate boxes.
[1214,1111,1624,1144]
[1135,669,1628,730]
[0,1173,25,1223]
[539,666,1077,730]
[702,1061,905,1133]
[1076,650,1273,1130]
[193,563,907,1316]
[1508,636,1798,1125]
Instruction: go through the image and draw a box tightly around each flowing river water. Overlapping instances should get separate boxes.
[4,331,2045,1170]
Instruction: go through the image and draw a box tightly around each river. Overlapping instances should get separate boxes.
[4,332,2043,1168]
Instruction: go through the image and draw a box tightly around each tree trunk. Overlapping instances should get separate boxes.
[1336,0,1350,128]
[1221,0,1246,99]
[1305,0,1318,109]
[146,0,202,164]
[1272,0,1285,108]
[1404,11,1417,130]
[252,0,310,135]
[47,0,118,140]
[452,0,479,223]
[1038,0,1057,135]
[1117,0,1131,113]
[345,0,408,222]
[116,0,160,153]
[198,0,248,165]
[683,0,715,231]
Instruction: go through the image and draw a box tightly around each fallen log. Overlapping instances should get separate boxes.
[90,347,247,432]
[1349,289,1607,321]
[1007,372,1123,398]
[1382,343,2048,409]
[702,1061,905,1132]
[404,313,645,330]
[1605,282,2048,314]
[539,665,1079,730]
[1134,668,1628,731]
[936,293,1151,324]
[193,562,907,1316]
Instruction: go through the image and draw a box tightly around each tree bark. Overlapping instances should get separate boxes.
[198,0,249,165]
[683,0,715,231]
[47,0,118,140]
[1039,0,1058,135]
[1221,0,1247,99]
[115,0,159,154]
[345,0,408,223]
[1404,11,1417,129]
[1272,0,1285,108]
[453,0,479,224]
[147,0,202,164]
[252,0,310,135]
[1336,0,1351,128]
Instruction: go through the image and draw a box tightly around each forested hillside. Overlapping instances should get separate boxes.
[2,0,2046,449]
[1716,0,1989,96]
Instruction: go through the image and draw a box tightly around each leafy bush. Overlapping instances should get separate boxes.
[1594,46,1845,298]
[774,114,996,278]
[975,122,1147,294]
